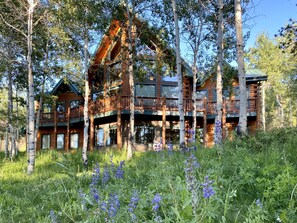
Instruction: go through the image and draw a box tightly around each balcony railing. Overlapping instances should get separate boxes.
[40,96,257,124]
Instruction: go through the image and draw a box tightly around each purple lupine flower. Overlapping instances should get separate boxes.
[91,163,100,185]
[187,129,195,143]
[214,119,222,145]
[49,209,57,223]
[202,175,215,199]
[152,194,162,212]
[167,141,173,154]
[154,141,162,152]
[102,163,110,185]
[184,154,200,215]
[108,193,120,219]
[115,161,125,179]
[78,188,86,210]
[128,192,139,212]
[256,199,263,208]
[128,192,139,222]
[101,201,108,212]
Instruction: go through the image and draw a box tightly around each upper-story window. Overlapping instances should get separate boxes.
[162,75,178,82]
[162,85,179,98]
[70,100,80,109]
[135,84,156,97]
[107,62,121,86]
[42,103,52,119]
[196,90,208,100]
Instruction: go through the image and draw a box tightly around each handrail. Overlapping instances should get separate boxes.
[39,97,258,123]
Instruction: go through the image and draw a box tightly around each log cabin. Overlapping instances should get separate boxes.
[37,19,267,151]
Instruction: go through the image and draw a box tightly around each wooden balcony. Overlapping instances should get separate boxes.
[40,96,257,124]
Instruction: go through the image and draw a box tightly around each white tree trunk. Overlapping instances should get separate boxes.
[235,0,247,135]
[27,0,37,174]
[4,126,9,159]
[82,28,89,165]
[215,0,224,145]
[171,0,185,148]
[192,63,197,142]
[8,68,16,160]
[126,0,135,159]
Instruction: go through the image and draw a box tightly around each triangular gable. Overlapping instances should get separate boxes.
[51,79,81,95]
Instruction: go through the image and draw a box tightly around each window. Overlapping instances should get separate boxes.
[42,104,52,119]
[135,84,156,97]
[162,75,178,82]
[196,90,208,100]
[162,85,179,98]
[135,125,154,144]
[70,100,79,109]
[109,129,117,145]
[57,134,64,150]
[43,103,52,113]
[70,133,79,149]
[95,128,104,147]
[233,86,250,100]
[42,134,50,149]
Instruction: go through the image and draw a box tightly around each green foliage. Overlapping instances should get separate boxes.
[1,129,297,222]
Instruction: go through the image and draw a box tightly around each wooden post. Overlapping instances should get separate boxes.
[65,106,70,151]
[117,96,122,149]
[203,97,207,147]
[222,98,227,140]
[162,98,166,147]
[53,110,57,149]
[90,102,95,151]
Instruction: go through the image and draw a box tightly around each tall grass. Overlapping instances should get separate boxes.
[0,128,297,222]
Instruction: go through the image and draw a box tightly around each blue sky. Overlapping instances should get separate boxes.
[245,0,297,49]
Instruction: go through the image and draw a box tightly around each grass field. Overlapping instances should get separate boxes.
[1,128,297,222]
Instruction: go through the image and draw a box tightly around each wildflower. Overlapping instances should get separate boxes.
[184,154,200,215]
[255,199,263,208]
[78,188,86,210]
[115,161,125,179]
[91,163,100,185]
[154,141,162,152]
[214,119,222,145]
[128,192,139,222]
[167,141,173,154]
[108,193,120,218]
[152,194,162,212]
[202,175,215,199]
[49,209,57,223]
[187,129,195,143]
[102,163,110,185]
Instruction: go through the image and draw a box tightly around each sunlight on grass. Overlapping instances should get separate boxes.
[1,128,297,222]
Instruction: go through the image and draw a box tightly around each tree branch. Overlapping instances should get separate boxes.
[0,13,27,39]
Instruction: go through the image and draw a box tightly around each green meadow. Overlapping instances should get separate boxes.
[1,128,297,222]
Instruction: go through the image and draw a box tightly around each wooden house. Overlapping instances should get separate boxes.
[37,19,267,151]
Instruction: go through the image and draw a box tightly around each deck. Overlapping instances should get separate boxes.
[40,96,257,124]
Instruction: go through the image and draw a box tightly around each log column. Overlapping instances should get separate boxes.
[203,97,207,147]
[53,110,57,149]
[162,98,166,147]
[65,106,70,151]
[117,96,122,149]
[90,102,95,151]
[222,98,227,140]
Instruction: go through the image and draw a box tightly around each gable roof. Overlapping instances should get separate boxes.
[50,79,81,95]
[245,69,268,82]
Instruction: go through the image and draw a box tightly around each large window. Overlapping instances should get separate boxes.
[95,128,104,147]
[196,90,208,100]
[57,134,64,150]
[135,84,156,97]
[135,125,154,144]
[42,134,50,149]
[70,133,79,149]
[162,85,179,98]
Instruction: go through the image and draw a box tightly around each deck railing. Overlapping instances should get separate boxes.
[40,96,257,123]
